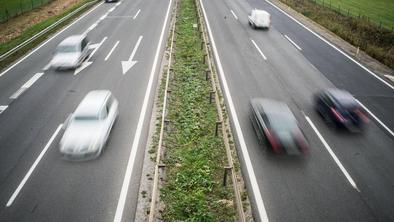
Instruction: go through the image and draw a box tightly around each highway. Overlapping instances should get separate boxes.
[0,0,172,221]
[200,0,394,221]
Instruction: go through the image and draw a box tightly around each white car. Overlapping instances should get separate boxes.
[60,90,119,160]
[248,9,271,29]
[50,35,90,70]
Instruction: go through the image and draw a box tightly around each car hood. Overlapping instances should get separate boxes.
[51,53,80,66]
[60,122,104,153]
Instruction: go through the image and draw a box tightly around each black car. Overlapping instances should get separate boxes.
[314,89,369,130]
[104,0,118,2]
[250,98,309,155]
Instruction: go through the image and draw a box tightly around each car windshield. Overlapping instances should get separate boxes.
[74,115,99,121]
[268,113,298,132]
[57,45,78,53]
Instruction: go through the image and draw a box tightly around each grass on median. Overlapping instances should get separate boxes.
[0,0,96,72]
[160,0,236,220]
[0,0,53,22]
[279,0,394,69]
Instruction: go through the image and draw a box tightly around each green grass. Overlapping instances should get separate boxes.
[0,0,53,22]
[280,0,394,69]
[0,0,95,71]
[314,0,394,29]
[160,0,236,220]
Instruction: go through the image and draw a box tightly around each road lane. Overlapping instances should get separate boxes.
[201,0,394,221]
[0,0,172,221]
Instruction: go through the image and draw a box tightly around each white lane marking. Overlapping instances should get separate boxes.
[116,1,121,6]
[42,62,51,71]
[100,14,107,21]
[108,7,115,12]
[0,105,8,114]
[0,2,103,78]
[199,0,269,221]
[284,34,302,50]
[10,73,44,99]
[305,116,359,191]
[9,88,28,100]
[83,22,98,35]
[75,37,107,75]
[113,0,172,221]
[230,10,238,20]
[133,9,141,20]
[121,36,143,74]
[251,39,267,60]
[105,40,120,61]
[356,99,394,137]
[6,124,63,207]
[265,0,394,90]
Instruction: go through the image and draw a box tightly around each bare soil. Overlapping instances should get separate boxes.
[0,0,85,44]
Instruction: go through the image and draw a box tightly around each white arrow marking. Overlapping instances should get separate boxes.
[75,37,107,75]
[122,36,143,75]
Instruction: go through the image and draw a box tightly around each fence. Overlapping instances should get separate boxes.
[309,0,393,32]
[0,0,54,23]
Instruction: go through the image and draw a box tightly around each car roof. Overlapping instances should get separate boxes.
[59,35,86,46]
[252,9,270,16]
[74,90,111,117]
[251,98,291,115]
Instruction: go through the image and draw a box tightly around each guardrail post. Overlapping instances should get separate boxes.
[209,91,215,103]
[215,120,222,137]
[222,166,232,186]
[205,69,210,81]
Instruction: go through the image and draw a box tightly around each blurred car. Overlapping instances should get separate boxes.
[59,90,118,160]
[250,98,309,155]
[248,9,271,29]
[104,0,118,2]
[50,35,90,70]
[314,89,369,131]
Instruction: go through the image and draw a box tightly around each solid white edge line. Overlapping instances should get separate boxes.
[230,10,238,20]
[284,35,302,50]
[0,105,8,114]
[199,0,269,221]
[265,0,394,90]
[305,116,359,191]
[355,100,394,137]
[105,41,120,61]
[251,39,267,60]
[112,0,172,221]
[133,9,141,20]
[22,72,44,88]
[6,124,63,207]
[0,2,104,77]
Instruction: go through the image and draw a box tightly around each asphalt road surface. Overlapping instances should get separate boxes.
[0,0,172,221]
[200,0,394,221]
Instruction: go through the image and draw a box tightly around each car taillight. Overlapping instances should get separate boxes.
[354,108,369,123]
[294,131,309,154]
[265,129,281,153]
[330,108,345,122]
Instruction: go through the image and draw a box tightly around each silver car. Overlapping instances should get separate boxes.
[60,90,119,160]
[50,35,90,70]
[248,9,271,29]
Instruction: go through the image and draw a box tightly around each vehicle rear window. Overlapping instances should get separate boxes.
[74,115,99,121]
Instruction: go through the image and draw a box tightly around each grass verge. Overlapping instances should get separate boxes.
[279,0,394,69]
[160,0,236,220]
[0,0,96,72]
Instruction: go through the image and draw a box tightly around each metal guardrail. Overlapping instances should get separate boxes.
[0,0,97,62]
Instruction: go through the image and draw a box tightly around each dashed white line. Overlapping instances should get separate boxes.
[115,1,121,6]
[105,41,120,61]
[284,34,302,50]
[305,116,359,191]
[6,124,63,207]
[100,14,107,21]
[356,99,394,137]
[230,10,238,20]
[84,23,98,35]
[0,105,8,114]
[200,0,269,221]
[133,9,141,20]
[10,73,44,99]
[0,2,103,77]
[265,0,394,90]
[113,0,172,221]
[251,39,267,60]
